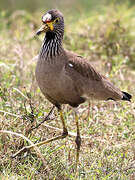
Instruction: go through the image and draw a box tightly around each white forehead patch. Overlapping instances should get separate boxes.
[42,13,52,22]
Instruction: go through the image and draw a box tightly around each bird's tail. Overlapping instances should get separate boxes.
[122,91,132,102]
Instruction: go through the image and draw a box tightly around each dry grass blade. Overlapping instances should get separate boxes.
[42,123,93,139]
[0,130,48,169]
[13,88,29,100]
[0,110,21,118]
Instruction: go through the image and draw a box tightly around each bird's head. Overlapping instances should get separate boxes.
[36,9,64,36]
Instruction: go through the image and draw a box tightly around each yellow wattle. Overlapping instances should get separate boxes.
[47,22,54,31]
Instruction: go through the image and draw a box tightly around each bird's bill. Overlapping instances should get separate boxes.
[36,24,49,35]
[36,22,54,35]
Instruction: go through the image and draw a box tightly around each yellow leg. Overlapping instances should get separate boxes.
[75,111,81,172]
[12,108,68,158]
[59,109,67,134]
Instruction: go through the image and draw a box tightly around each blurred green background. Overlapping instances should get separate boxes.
[0,0,135,179]
[0,0,135,14]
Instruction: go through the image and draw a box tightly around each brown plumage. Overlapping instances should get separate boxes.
[36,39,131,108]
[12,9,132,167]
[35,9,132,169]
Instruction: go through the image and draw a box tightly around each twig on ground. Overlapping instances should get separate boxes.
[30,105,55,131]
[0,130,47,168]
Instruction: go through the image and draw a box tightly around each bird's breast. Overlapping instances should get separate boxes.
[35,59,63,94]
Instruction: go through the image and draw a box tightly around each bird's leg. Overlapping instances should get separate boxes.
[11,106,68,158]
[75,109,81,171]
[59,107,68,136]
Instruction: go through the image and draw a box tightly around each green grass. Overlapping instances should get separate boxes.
[0,5,135,180]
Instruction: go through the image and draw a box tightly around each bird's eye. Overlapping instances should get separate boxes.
[55,18,59,23]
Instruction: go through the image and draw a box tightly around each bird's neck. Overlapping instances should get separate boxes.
[39,31,63,60]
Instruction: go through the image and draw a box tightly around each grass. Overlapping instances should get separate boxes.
[0,4,135,180]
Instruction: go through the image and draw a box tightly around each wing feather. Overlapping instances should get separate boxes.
[65,54,102,81]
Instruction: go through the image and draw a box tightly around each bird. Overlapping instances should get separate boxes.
[23,9,132,169]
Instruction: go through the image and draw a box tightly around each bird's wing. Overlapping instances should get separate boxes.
[65,52,102,81]
[64,51,123,101]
